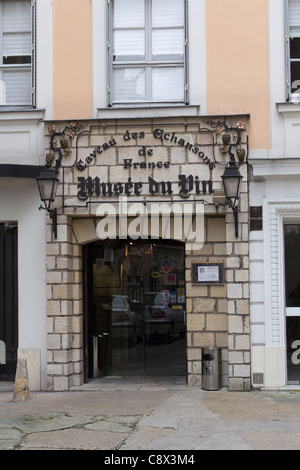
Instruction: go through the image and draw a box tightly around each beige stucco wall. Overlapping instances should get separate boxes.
[51,0,270,151]
[205,0,269,150]
[52,0,92,119]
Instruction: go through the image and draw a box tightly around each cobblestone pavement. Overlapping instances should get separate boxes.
[1,377,300,451]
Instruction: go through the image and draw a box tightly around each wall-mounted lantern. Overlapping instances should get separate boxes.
[221,161,243,238]
[36,165,59,239]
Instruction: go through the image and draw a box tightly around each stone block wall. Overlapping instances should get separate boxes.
[186,217,228,387]
[185,203,250,391]
[46,215,84,391]
[44,116,250,391]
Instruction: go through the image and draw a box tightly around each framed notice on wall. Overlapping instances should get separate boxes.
[192,263,224,285]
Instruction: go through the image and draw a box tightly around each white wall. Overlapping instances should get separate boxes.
[0,1,52,390]
[249,172,300,387]
[36,0,53,120]
[0,179,47,389]
[248,0,300,388]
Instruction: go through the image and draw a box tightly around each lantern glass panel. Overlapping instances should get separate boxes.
[38,179,55,202]
[223,177,241,200]
[36,168,59,206]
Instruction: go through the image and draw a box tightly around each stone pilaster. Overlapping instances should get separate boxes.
[186,216,229,388]
[46,213,84,391]
[226,163,251,391]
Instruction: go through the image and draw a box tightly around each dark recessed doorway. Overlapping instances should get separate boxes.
[0,224,18,381]
[284,224,300,385]
[83,239,186,380]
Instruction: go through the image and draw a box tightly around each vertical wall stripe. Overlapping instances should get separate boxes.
[53,0,92,119]
[205,0,270,150]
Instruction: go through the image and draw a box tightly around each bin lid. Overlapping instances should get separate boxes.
[203,354,214,361]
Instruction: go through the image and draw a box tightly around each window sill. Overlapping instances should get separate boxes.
[277,102,300,114]
[0,108,45,121]
[96,104,200,119]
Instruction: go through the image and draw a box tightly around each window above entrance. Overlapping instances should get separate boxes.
[107,0,188,106]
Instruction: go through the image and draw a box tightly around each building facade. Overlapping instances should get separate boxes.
[249,0,300,389]
[0,0,298,392]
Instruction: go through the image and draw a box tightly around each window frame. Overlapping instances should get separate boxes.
[0,0,36,109]
[285,0,300,102]
[107,0,188,107]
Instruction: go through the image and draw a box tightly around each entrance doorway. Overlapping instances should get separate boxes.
[0,224,18,381]
[83,239,186,380]
[284,224,300,384]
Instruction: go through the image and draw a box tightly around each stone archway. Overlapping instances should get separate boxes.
[46,211,251,391]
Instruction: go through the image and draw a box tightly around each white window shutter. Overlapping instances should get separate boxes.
[1,70,31,105]
[111,0,186,104]
[3,33,31,57]
[3,0,31,31]
[152,67,184,101]
[114,0,145,28]
[3,0,31,56]
[152,29,184,58]
[114,30,145,59]
[289,0,300,36]
[113,68,146,102]
[0,0,33,106]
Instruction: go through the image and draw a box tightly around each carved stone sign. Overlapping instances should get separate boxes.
[77,175,214,201]
[45,118,247,206]
[75,128,216,173]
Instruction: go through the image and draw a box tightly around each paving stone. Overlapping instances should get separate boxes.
[1,381,300,450]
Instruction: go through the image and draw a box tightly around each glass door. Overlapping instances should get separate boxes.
[284,224,300,384]
[85,239,186,378]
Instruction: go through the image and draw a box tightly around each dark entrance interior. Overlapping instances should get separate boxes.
[284,224,300,384]
[83,239,186,380]
[0,224,18,381]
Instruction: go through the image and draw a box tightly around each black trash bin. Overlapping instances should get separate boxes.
[202,347,222,390]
